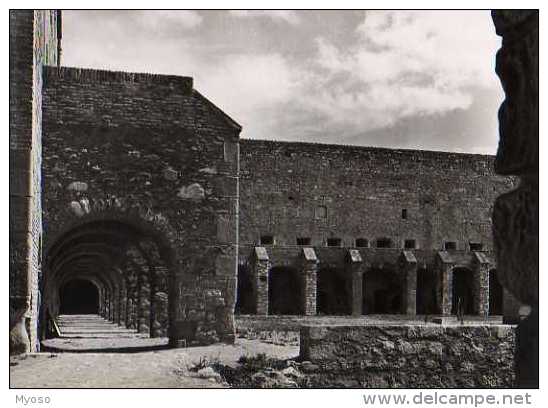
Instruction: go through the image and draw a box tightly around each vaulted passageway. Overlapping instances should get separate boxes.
[42,218,175,343]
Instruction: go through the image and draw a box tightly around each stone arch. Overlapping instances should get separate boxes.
[41,196,180,342]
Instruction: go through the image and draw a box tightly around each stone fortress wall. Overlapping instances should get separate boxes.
[236,139,517,319]
[10,10,61,353]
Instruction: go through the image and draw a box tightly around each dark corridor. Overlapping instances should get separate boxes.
[59,279,100,315]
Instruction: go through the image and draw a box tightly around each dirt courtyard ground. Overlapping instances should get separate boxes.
[10,339,299,388]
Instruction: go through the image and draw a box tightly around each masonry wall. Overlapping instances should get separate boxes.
[300,324,515,388]
[41,66,240,345]
[9,10,60,353]
[239,140,515,252]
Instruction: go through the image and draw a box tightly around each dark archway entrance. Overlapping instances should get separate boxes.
[416,268,437,315]
[317,267,351,315]
[451,267,474,315]
[59,279,99,314]
[362,268,402,314]
[235,264,254,314]
[268,266,302,315]
[489,269,503,315]
[42,217,176,345]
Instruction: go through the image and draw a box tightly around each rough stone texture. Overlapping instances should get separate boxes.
[252,248,270,315]
[40,65,241,346]
[299,324,515,388]
[492,10,539,388]
[239,139,515,251]
[238,140,516,319]
[300,253,318,316]
[9,10,60,354]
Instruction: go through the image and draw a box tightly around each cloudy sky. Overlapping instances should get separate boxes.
[63,10,503,154]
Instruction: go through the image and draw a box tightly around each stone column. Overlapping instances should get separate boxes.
[492,10,538,388]
[346,249,364,316]
[152,292,168,337]
[252,247,270,315]
[118,286,126,326]
[435,251,454,316]
[399,251,418,316]
[301,247,318,316]
[473,252,490,317]
[137,270,151,335]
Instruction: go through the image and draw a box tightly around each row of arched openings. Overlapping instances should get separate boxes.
[41,217,176,340]
[235,264,504,316]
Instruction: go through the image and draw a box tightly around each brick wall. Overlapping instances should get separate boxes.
[41,66,241,345]
[240,139,515,252]
[9,10,60,353]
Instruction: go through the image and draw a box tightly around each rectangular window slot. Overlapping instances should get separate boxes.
[444,241,457,250]
[402,209,408,219]
[404,239,416,249]
[296,237,311,246]
[327,238,342,247]
[355,238,369,248]
[469,242,483,251]
[260,235,274,245]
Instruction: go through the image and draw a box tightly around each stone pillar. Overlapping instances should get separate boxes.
[152,292,168,337]
[473,252,490,317]
[118,286,126,326]
[301,247,318,316]
[252,247,270,315]
[137,271,151,335]
[127,298,135,329]
[399,251,418,316]
[435,251,454,316]
[346,249,364,316]
[492,10,538,388]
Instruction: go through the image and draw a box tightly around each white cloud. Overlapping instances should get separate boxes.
[229,10,300,25]
[295,10,501,136]
[138,10,203,30]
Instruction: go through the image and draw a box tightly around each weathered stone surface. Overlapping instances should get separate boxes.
[40,64,241,347]
[300,324,515,388]
[239,140,515,251]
